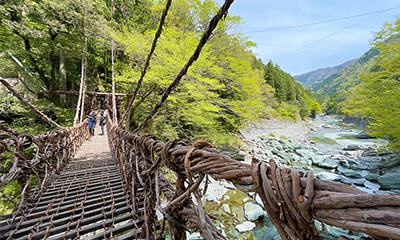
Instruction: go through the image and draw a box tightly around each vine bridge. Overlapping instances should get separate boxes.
[1,116,400,240]
[1,0,400,239]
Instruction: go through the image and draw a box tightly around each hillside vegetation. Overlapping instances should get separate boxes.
[0,0,320,146]
[259,60,321,119]
[342,18,400,148]
[294,59,355,89]
[309,17,400,149]
[314,48,379,114]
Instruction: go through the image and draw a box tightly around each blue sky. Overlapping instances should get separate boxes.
[219,0,400,75]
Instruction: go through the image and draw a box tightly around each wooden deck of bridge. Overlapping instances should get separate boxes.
[1,127,145,240]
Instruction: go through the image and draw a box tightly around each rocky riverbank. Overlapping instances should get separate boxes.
[196,115,400,239]
[240,115,400,193]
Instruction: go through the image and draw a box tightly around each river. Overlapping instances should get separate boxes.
[204,115,400,240]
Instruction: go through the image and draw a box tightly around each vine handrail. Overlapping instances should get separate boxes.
[1,114,399,239]
[107,115,400,240]
[0,122,87,224]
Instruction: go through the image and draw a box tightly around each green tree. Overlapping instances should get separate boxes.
[114,0,273,144]
[342,17,400,148]
[264,60,277,88]
[259,60,320,119]
[0,0,109,106]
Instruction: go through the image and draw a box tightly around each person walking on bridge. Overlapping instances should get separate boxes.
[89,111,97,136]
[99,110,106,135]
[85,115,92,141]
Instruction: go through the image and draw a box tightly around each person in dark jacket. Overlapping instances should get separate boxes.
[99,111,106,135]
[89,111,97,136]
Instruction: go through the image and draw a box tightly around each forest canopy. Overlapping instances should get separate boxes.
[342,17,400,149]
[0,0,320,145]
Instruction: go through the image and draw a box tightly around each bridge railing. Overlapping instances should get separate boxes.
[107,116,400,240]
[0,122,87,221]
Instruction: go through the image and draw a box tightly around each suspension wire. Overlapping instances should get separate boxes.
[120,0,173,126]
[133,0,235,133]
[246,5,400,34]
[274,5,400,60]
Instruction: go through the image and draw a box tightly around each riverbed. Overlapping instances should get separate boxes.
[241,115,399,192]
[219,115,400,239]
[197,116,400,240]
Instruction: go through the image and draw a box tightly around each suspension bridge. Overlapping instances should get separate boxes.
[1,0,400,238]
[0,115,399,240]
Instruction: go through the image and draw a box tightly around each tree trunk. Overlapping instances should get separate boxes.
[111,0,118,124]
[111,42,117,124]
[79,35,88,123]
[59,52,67,107]
[73,9,88,125]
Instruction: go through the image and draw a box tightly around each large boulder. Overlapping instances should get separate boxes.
[295,148,326,166]
[364,180,381,192]
[311,155,325,165]
[380,151,400,169]
[350,156,382,170]
[378,173,400,189]
[340,175,366,186]
[362,149,378,156]
[278,138,296,151]
[235,221,256,232]
[317,172,341,181]
[317,158,340,169]
[341,150,363,158]
[292,154,312,166]
[271,150,293,165]
[295,148,317,159]
[268,139,284,151]
[364,172,380,181]
[243,201,267,221]
[356,131,374,139]
[378,165,400,189]
[341,169,366,178]
[343,144,364,151]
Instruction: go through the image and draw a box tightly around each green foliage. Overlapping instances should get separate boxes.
[115,1,276,145]
[0,92,74,134]
[257,59,321,120]
[1,0,319,146]
[276,102,301,120]
[342,17,400,149]
[0,180,20,216]
[303,94,322,117]
[312,47,380,113]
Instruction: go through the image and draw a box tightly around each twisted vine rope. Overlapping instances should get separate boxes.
[107,115,400,240]
[0,77,62,129]
[132,0,235,133]
[0,122,87,223]
[107,117,226,239]
[1,114,399,239]
[121,0,173,124]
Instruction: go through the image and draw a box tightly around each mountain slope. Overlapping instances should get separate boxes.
[294,59,355,89]
[312,48,380,96]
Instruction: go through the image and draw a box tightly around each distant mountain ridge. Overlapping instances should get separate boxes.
[294,59,355,89]
[312,48,380,96]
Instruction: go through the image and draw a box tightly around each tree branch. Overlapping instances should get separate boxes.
[120,0,173,124]
[134,0,235,133]
[0,76,63,129]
